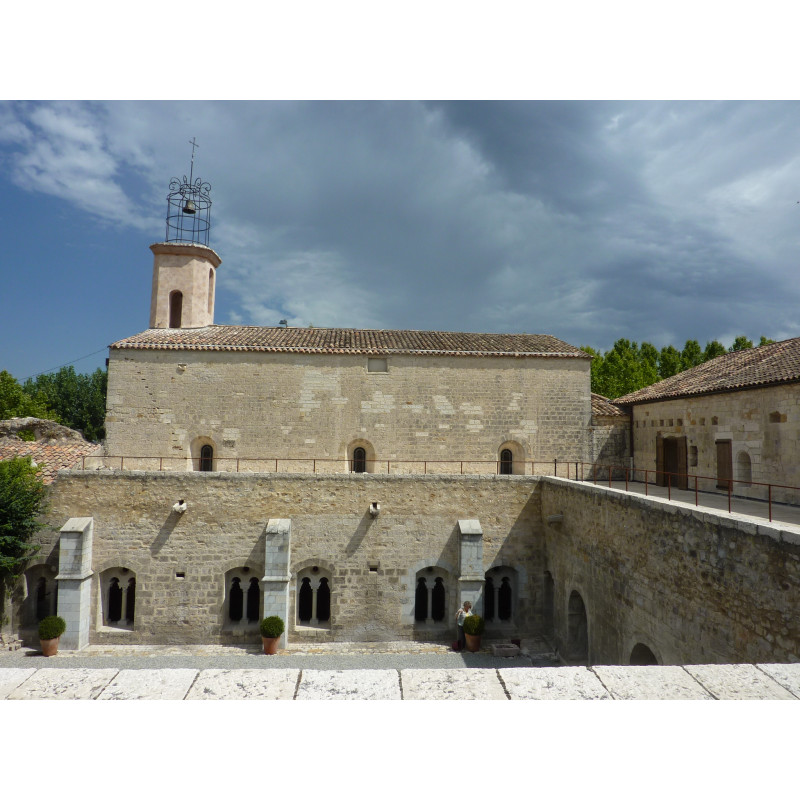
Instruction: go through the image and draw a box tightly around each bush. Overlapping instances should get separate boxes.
[260,616,285,638]
[38,615,66,640]
[463,614,485,636]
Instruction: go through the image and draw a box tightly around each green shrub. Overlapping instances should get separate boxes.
[260,616,285,638]
[463,614,485,636]
[38,615,66,640]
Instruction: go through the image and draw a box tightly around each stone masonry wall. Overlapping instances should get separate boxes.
[21,471,545,645]
[630,383,800,503]
[541,477,800,665]
[105,350,590,471]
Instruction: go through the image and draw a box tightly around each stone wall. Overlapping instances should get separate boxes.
[105,349,591,471]
[541,477,800,665]
[629,383,800,503]
[21,471,545,645]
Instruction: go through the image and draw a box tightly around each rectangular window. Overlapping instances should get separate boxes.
[367,358,388,373]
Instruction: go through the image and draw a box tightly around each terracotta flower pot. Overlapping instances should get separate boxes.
[262,636,280,655]
[464,633,481,653]
[40,637,59,657]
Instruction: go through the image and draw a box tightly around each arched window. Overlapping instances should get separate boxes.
[24,566,57,625]
[223,568,260,629]
[498,441,525,475]
[295,567,332,627]
[35,577,50,622]
[630,643,658,665]
[499,449,513,475]
[169,290,183,328]
[483,567,517,626]
[352,447,366,473]
[100,568,136,630]
[414,567,449,625]
[229,577,244,622]
[567,590,588,663]
[208,268,215,315]
[199,444,214,472]
[347,441,375,474]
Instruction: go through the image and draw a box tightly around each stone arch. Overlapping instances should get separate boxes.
[22,564,58,625]
[412,565,452,627]
[294,565,332,627]
[630,642,659,665]
[496,440,527,475]
[346,439,376,473]
[483,566,519,627]
[223,566,261,630]
[190,436,216,472]
[736,449,752,486]
[566,590,589,664]
[99,567,136,630]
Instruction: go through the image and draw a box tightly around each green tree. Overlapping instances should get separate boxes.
[24,367,107,442]
[703,340,726,361]
[658,345,682,380]
[0,371,56,420]
[680,340,704,371]
[729,335,753,352]
[758,336,776,347]
[0,457,45,577]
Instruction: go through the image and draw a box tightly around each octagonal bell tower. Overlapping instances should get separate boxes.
[149,139,221,329]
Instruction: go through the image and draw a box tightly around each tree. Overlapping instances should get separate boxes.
[703,340,726,361]
[758,336,776,347]
[0,371,55,421]
[729,335,753,352]
[0,457,45,578]
[24,367,107,442]
[680,340,704,371]
[658,345,682,380]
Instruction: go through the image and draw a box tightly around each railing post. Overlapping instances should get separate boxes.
[728,480,732,514]
[645,469,648,496]
[313,459,316,474]
[554,458,557,477]
[769,483,772,522]
[387,460,390,474]
[424,461,427,475]
[581,461,584,482]
[460,461,463,475]
[695,475,698,507]
[625,467,629,492]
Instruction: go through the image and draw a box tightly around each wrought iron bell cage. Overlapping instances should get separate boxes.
[165,175,212,246]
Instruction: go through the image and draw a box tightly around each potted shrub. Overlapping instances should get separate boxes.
[462,614,484,652]
[259,615,285,655]
[38,615,66,657]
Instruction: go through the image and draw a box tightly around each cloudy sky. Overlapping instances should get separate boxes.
[2,99,800,380]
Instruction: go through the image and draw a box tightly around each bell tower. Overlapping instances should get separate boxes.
[149,139,221,329]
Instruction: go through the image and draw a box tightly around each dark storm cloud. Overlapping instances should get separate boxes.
[3,100,800,360]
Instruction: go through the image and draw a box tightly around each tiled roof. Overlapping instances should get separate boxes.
[615,337,800,404]
[0,437,101,485]
[110,326,589,359]
[591,393,627,417]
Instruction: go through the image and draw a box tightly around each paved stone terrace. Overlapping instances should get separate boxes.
[2,640,799,699]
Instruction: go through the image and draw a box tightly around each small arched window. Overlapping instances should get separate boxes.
[352,447,366,473]
[208,268,215,315]
[246,578,260,623]
[125,577,136,624]
[296,568,332,627]
[499,448,513,475]
[199,444,214,472]
[100,568,136,630]
[229,577,244,622]
[414,567,450,625]
[108,578,123,623]
[169,290,183,328]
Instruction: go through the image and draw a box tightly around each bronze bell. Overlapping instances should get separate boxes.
[182,198,196,214]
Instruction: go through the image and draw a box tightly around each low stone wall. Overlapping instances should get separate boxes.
[541,477,800,665]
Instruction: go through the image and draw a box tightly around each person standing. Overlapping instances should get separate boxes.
[455,600,472,651]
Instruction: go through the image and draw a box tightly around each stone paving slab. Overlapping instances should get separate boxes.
[0,669,37,700]
[6,668,118,700]
[401,668,507,700]
[500,666,611,700]
[98,669,198,700]
[592,666,714,700]
[684,664,797,700]
[187,669,300,700]
[296,669,401,700]
[755,664,800,698]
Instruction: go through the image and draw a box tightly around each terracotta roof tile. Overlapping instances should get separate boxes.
[0,438,101,485]
[110,326,589,359]
[591,393,627,417]
[615,337,800,404]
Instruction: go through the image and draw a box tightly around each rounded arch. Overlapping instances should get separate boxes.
[346,439,376,473]
[630,642,660,665]
[207,268,215,316]
[99,567,137,630]
[190,436,216,472]
[483,565,519,625]
[22,564,58,625]
[736,449,752,485]
[223,566,261,629]
[412,565,452,627]
[566,589,589,664]
[294,565,333,628]
[497,440,527,475]
[169,289,183,328]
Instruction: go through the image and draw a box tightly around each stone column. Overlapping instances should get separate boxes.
[55,518,94,651]
[262,519,291,647]
[457,519,485,616]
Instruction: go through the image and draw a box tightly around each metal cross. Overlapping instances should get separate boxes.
[188,137,199,182]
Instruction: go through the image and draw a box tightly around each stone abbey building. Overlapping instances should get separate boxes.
[7,241,800,666]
